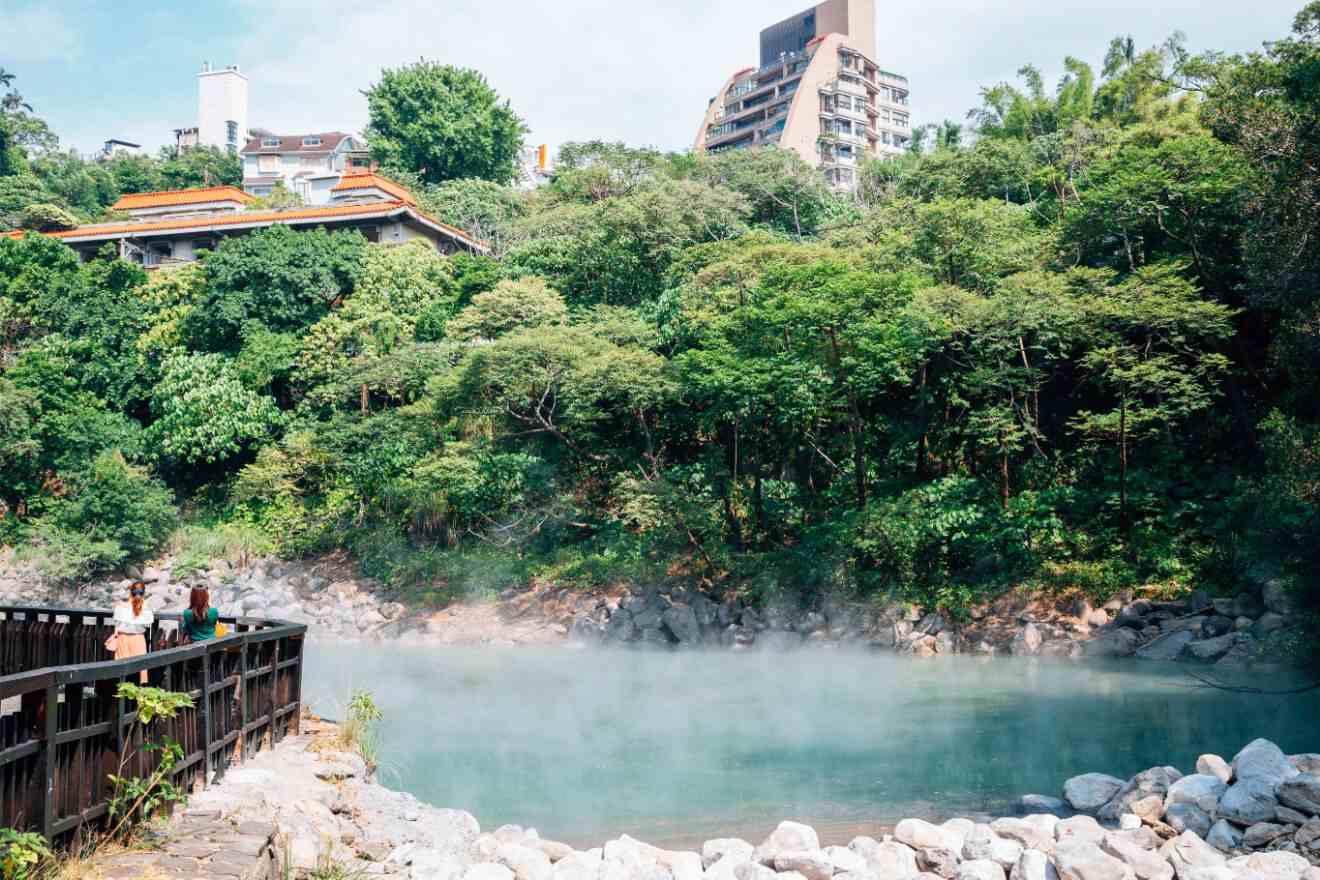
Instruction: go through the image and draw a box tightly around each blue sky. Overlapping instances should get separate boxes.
[5,0,1308,158]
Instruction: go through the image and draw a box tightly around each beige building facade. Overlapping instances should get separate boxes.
[694,0,911,190]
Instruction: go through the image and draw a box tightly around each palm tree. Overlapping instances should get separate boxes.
[0,67,33,114]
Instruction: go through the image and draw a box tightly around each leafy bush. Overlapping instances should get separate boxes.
[148,352,282,467]
[0,828,51,880]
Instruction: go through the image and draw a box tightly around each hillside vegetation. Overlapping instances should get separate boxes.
[2,16,1320,652]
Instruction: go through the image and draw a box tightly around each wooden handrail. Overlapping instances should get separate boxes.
[0,605,307,842]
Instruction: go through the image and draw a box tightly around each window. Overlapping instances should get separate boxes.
[226,121,238,146]
[251,187,272,196]
[262,136,280,148]
[295,180,311,200]
[350,156,370,169]
[258,155,279,173]
[302,136,322,147]
[146,241,173,267]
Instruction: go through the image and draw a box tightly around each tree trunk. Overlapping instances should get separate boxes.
[1119,394,1129,538]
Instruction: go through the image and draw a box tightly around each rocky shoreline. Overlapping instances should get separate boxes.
[86,725,1320,880]
[0,551,1302,665]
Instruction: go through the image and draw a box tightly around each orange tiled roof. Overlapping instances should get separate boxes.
[112,186,256,211]
[330,173,416,205]
[49,200,414,238]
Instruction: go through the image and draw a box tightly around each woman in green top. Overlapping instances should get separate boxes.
[182,586,220,642]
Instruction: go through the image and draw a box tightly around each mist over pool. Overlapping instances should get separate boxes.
[302,644,1320,848]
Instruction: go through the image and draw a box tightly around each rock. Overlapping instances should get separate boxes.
[1201,617,1235,638]
[917,847,960,879]
[1253,613,1288,636]
[1289,755,1320,775]
[963,827,1023,868]
[1262,579,1294,615]
[1164,805,1211,838]
[1305,870,1320,880]
[1102,768,1183,823]
[773,852,834,880]
[1227,852,1311,880]
[849,837,919,878]
[412,850,465,880]
[755,823,821,866]
[1220,778,1281,826]
[957,860,1006,880]
[944,820,977,848]
[555,853,604,880]
[1181,635,1238,663]
[1010,850,1059,880]
[1234,739,1298,788]
[535,841,576,863]
[1016,795,1071,816]
[707,857,750,880]
[1296,817,1320,847]
[658,850,703,880]
[1277,774,1320,815]
[1130,797,1166,823]
[1159,832,1225,880]
[1012,624,1043,656]
[465,865,517,880]
[661,605,701,644]
[1241,822,1289,849]
[736,865,779,880]
[1086,609,1111,628]
[1165,775,1227,814]
[897,820,967,853]
[1056,816,1107,846]
[1188,591,1212,613]
[1204,820,1242,853]
[1053,842,1134,880]
[1119,816,1142,832]
[1065,775,1128,813]
[1136,632,1197,662]
[1195,756,1232,785]
[705,840,755,870]
[495,844,553,880]
[992,817,1059,854]
[1100,834,1174,880]
[1085,629,1140,658]
[822,846,869,876]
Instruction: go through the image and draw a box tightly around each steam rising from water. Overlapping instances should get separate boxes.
[303,644,1320,848]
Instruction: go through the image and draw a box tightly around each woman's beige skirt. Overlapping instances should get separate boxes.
[115,632,148,683]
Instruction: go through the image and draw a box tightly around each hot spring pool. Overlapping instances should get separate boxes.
[301,643,1320,848]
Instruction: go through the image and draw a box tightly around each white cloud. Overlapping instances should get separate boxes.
[3,5,80,63]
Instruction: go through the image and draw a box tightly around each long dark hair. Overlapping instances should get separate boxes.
[189,586,210,621]
[129,581,146,617]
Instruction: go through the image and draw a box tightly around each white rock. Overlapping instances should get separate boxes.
[992,818,1058,854]
[1056,817,1106,846]
[1158,832,1225,880]
[822,846,870,875]
[1119,816,1141,832]
[1226,852,1311,880]
[1053,842,1135,880]
[736,863,780,880]
[1010,850,1058,880]
[896,819,965,852]
[465,865,517,880]
[963,826,1023,868]
[1195,756,1232,785]
[708,855,753,880]
[657,850,703,880]
[555,853,604,880]
[411,850,465,880]
[849,837,919,878]
[957,860,1007,880]
[773,851,833,880]
[755,823,821,866]
[944,819,978,849]
[1099,834,1173,880]
[705,840,756,870]
[495,843,553,880]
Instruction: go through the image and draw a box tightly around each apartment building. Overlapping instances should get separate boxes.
[694,0,911,190]
[238,132,372,204]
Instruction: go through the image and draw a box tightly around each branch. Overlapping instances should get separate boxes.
[1181,666,1320,695]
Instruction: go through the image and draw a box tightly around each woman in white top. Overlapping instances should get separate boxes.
[109,581,154,683]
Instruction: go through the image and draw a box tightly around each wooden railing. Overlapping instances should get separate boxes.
[0,605,306,842]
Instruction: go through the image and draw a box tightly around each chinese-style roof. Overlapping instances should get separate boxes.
[112,186,255,211]
[330,172,416,205]
[240,132,353,154]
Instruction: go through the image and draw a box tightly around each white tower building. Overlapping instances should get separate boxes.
[197,63,248,152]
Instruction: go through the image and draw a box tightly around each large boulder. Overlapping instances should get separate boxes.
[918,847,961,879]
[1164,775,1227,814]
[704,840,755,870]
[1084,629,1140,658]
[1233,739,1298,788]
[495,843,554,880]
[1261,579,1294,615]
[1053,842,1134,880]
[1016,795,1072,816]
[1065,775,1128,813]
[963,826,1023,868]
[1226,852,1311,880]
[1277,773,1320,815]
[1289,754,1320,775]
[1056,816,1107,847]
[849,837,918,878]
[1158,832,1225,880]
[465,865,518,880]
[1219,778,1280,826]
[896,819,966,853]
[821,846,868,876]
[1181,635,1238,663]
[661,605,701,644]
[754,823,820,866]
[1012,624,1043,657]
[1099,834,1174,880]
[1239,822,1289,850]
[1135,631,1196,662]
[773,852,833,880]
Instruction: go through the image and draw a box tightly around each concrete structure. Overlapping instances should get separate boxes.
[517,143,554,189]
[100,139,142,159]
[6,180,487,267]
[694,0,911,190]
[239,132,371,204]
[197,63,249,152]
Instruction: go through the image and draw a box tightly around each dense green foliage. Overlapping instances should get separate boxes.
[3,14,1320,655]
[364,61,528,185]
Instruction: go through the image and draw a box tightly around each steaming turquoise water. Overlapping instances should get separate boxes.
[302,645,1320,848]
